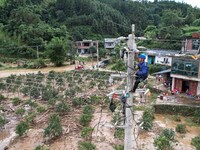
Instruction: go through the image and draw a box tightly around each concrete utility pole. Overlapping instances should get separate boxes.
[124,24,137,150]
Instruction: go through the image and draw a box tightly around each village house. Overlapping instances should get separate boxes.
[145,49,179,66]
[171,56,200,96]
[104,38,120,54]
[75,40,97,56]
[181,32,200,54]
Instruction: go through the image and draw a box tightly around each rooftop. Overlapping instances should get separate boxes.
[146,49,179,56]
[173,54,200,61]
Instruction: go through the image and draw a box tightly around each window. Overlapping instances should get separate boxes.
[171,58,199,77]
[185,63,192,71]
[107,42,114,46]
[192,39,200,50]
[83,42,90,47]
[178,63,184,70]
[172,62,178,70]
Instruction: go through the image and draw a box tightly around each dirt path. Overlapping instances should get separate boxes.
[91,108,123,150]
[0,62,95,78]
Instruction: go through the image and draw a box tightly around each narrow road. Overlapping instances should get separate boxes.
[0,62,95,78]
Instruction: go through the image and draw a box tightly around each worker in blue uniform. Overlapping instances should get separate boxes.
[130,53,148,93]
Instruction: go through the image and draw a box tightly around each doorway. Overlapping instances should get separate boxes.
[182,80,189,93]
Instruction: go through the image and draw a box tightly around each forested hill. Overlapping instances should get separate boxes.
[0,0,200,58]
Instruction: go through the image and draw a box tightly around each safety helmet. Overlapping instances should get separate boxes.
[139,53,146,59]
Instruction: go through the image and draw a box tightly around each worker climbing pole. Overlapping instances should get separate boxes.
[108,24,149,150]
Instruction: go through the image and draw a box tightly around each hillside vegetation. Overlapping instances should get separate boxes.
[0,0,200,59]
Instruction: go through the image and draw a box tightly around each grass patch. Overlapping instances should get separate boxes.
[114,128,124,140]
[142,108,154,131]
[185,117,200,127]
[0,94,5,102]
[16,108,25,116]
[16,121,29,136]
[114,145,124,150]
[78,141,96,150]
[83,105,94,115]
[12,97,22,106]
[133,105,146,111]
[150,93,159,104]
[191,136,200,150]
[173,114,181,122]
[79,114,93,126]
[81,127,93,140]
[34,145,50,150]
[0,115,6,128]
[175,124,187,134]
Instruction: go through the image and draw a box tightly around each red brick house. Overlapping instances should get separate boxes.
[171,56,200,96]
[182,33,200,54]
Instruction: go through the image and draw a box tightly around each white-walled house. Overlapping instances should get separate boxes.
[145,50,179,66]
[104,38,120,54]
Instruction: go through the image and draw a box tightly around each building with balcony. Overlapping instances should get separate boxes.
[76,40,97,55]
[171,56,200,96]
[104,38,120,54]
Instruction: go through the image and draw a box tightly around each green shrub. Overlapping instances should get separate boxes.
[173,115,181,122]
[114,128,124,140]
[12,97,22,106]
[36,106,46,113]
[24,59,46,69]
[26,99,38,108]
[111,59,126,72]
[89,81,96,88]
[142,109,154,130]
[0,63,3,67]
[42,87,58,101]
[44,114,62,139]
[30,87,40,98]
[89,95,102,105]
[34,145,50,150]
[83,105,94,115]
[81,127,93,140]
[114,145,124,150]
[149,64,170,75]
[0,115,6,128]
[154,135,172,150]
[0,82,5,90]
[78,141,96,150]
[16,108,25,116]
[16,121,29,136]
[72,97,84,107]
[55,102,71,115]
[161,128,175,140]
[48,98,56,106]
[0,94,5,101]
[79,114,93,126]
[192,110,200,125]
[191,136,200,150]
[154,104,200,116]
[175,124,186,134]
[111,112,121,125]
[20,87,29,96]
[24,112,37,123]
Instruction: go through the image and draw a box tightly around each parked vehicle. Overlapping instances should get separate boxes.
[96,59,110,68]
